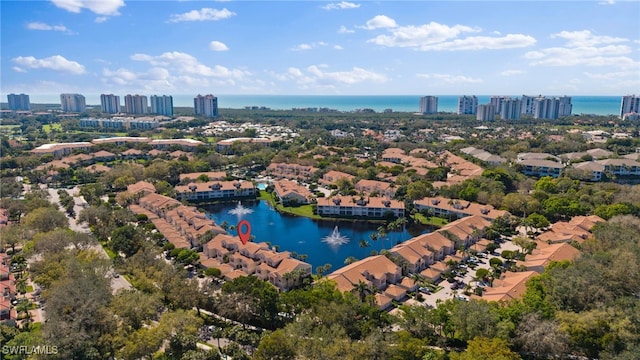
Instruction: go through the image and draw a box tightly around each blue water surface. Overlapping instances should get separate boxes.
[204,200,432,271]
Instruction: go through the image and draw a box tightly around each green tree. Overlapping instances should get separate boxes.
[23,207,69,233]
[450,337,521,360]
[254,329,296,360]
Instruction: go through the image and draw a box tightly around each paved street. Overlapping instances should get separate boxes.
[45,186,132,294]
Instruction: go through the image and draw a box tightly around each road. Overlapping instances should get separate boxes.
[45,186,132,294]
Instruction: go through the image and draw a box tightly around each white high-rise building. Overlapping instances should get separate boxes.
[500,98,521,120]
[520,95,540,115]
[620,95,640,118]
[150,95,173,116]
[124,95,148,115]
[476,104,495,121]
[457,95,478,115]
[100,94,120,114]
[534,97,559,120]
[194,94,218,118]
[490,96,510,114]
[7,93,30,111]
[419,96,438,114]
[60,93,86,113]
[558,96,572,117]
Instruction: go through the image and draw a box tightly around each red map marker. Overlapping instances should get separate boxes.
[237,220,251,245]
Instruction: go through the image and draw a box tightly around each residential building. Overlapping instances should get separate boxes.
[273,179,312,205]
[419,96,438,114]
[620,94,640,118]
[175,181,256,201]
[414,196,508,221]
[194,94,218,118]
[457,95,478,115]
[79,117,159,130]
[320,170,355,186]
[558,96,572,117]
[489,96,510,114]
[536,215,604,244]
[60,93,86,112]
[31,141,93,157]
[533,97,559,119]
[518,159,564,178]
[91,136,151,146]
[150,95,173,116]
[216,137,272,153]
[7,93,30,110]
[476,104,495,121]
[460,147,506,166]
[124,94,148,115]
[149,138,204,151]
[478,271,538,302]
[500,98,521,120]
[100,94,120,114]
[0,253,17,326]
[316,196,405,218]
[520,95,539,115]
[518,242,580,273]
[266,162,318,181]
[355,179,396,197]
[326,255,402,294]
[179,171,227,183]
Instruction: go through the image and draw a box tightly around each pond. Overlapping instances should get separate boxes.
[203,200,433,271]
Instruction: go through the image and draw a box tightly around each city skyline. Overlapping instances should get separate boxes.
[1,1,639,100]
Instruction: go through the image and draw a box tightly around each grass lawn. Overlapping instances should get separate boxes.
[42,123,62,133]
[101,242,117,259]
[26,285,34,293]
[412,213,448,228]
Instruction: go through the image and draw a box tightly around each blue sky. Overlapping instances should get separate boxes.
[1,0,639,103]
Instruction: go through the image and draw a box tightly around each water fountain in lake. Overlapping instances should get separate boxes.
[322,226,350,246]
[228,201,254,216]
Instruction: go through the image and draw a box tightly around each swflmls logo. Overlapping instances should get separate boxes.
[1,345,59,355]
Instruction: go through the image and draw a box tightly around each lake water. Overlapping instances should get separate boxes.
[203,200,432,271]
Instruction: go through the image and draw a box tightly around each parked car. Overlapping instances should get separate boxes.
[418,287,431,294]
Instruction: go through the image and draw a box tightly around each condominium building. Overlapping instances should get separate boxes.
[79,117,159,130]
[457,95,478,115]
[533,97,559,120]
[489,96,510,114]
[620,95,640,118]
[520,95,539,115]
[558,96,572,117]
[124,94,149,115]
[7,93,30,110]
[60,93,86,113]
[476,104,495,121]
[419,96,438,114]
[150,95,173,116]
[100,94,120,114]
[500,98,521,120]
[194,94,218,118]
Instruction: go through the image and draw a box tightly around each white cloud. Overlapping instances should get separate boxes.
[338,25,354,34]
[279,65,388,88]
[291,41,328,51]
[12,67,27,73]
[322,1,360,10]
[95,16,108,23]
[552,30,627,47]
[26,22,72,33]
[367,22,478,48]
[526,30,637,69]
[419,34,536,51]
[334,45,344,50]
[51,0,124,16]
[366,20,536,52]
[131,51,249,79]
[500,69,525,76]
[12,55,86,74]
[209,41,229,51]
[417,73,483,84]
[598,0,615,5]
[360,15,397,30]
[169,8,236,22]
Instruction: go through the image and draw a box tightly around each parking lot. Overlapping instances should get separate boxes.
[421,239,520,308]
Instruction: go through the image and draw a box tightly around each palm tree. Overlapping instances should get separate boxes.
[359,239,370,248]
[344,256,358,265]
[352,280,374,303]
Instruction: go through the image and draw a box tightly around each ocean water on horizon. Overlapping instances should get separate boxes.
[178,94,622,116]
[26,94,622,116]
